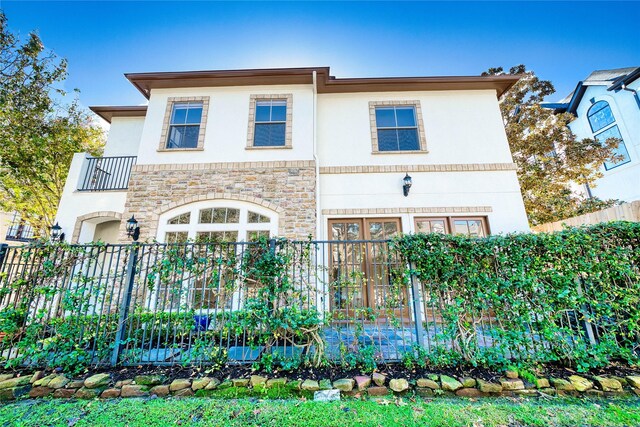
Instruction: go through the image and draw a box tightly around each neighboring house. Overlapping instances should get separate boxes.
[54,66,529,245]
[542,67,640,202]
[0,211,35,245]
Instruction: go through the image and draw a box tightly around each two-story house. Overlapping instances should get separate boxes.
[54,67,529,246]
[542,67,640,202]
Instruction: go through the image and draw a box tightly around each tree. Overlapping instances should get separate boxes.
[0,13,104,237]
[483,65,621,225]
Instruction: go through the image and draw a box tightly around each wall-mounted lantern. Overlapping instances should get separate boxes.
[126,215,140,241]
[403,173,412,197]
[50,222,65,243]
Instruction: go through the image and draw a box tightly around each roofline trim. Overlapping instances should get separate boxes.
[89,105,148,123]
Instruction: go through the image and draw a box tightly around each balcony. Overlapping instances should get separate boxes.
[5,212,35,242]
[78,156,137,192]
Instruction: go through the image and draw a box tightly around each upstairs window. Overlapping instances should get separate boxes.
[369,101,427,153]
[167,102,202,149]
[587,100,631,170]
[247,94,293,149]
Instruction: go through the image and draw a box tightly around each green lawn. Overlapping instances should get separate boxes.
[2,397,640,427]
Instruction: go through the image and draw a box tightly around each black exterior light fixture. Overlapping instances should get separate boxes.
[126,215,140,241]
[50,222,65,242]
[403,173,412,197]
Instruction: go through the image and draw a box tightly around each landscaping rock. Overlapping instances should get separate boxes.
[0,376,31,389]
[372,372,386,386]
[354,376,371,391]
[266,378,287,388]
[48,375,70,389]
[416,378,439,389]
[550,378,575,391]
[0,374,13,382]
[33,374,57,387]
[75,387,99,399]
[301,380,319,392]
[586,389,604,397]
[500,378,524,391]
[319,379,332,390]
[440,375,463,392]
[367,386,389,396]
[427,374,439,381]
[333,378,355,392]
[170,379,192,391]
[505,370,518,379]
[115,379,134,388]
[134,375,164,386]
[389,378,409,393]
[534,378,550,389]
[30,371,44,384]
[314,389,340,401]
[150,385,170,396]
[232,378,249,387]
[192,377,212,391]
[67,380,85,389]
[250,375,267,388]
[101,388,121,398]
[205,378,221,390]
[415,388,434,397]
[53,388,75,398]
[477,379,502,393]
[593,376,622,392]
[174,388,194,397]
[84,373,110,389]
[29,387,53,398]
[568,375,593,392]
[461,377,476,388]
[632,388,640,397]
[287,380,302,390]
[121,385,149,397]
[539,388,556,396]
[625,376,640,389]
[456,388,487,398]
[514,389,538,396]
[0,386,29,400]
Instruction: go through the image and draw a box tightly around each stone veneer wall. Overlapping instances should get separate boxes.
[119,161,316,242]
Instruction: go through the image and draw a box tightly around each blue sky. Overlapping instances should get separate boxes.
[2,1,639,107]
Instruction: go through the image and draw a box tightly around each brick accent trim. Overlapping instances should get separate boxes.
[132,160,315,173]
[322,206,493,215]
[319,163,517,174]
[72,211,122,243]
[369,100,427,153]
[158,96,210,151]
[246,94,293,149]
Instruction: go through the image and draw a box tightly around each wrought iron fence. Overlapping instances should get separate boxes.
[77,156,137,191]
[0,239,632,371]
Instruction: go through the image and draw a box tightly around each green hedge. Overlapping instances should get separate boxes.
[392,221,640,371]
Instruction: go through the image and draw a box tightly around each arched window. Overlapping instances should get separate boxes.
[157,200,278,243]
[587,100,630,170]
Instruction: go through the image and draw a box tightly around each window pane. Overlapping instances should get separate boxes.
[185,106,202,124]
[454,220,470,236]
[597,126,631,170]
[383,221,399,237]
[368,222,383,240]
[415,220,431,234]
[431,221,446,234]
[199,209,212,224]
[377,129,399,151]
[196,231,238,243]
[248,230,270,241]
[171,105,188,124]
[225,208,240,223]
[375,107,396,128]
[167,125,199,149]
[588,101,614,133]
[395,107,416,127]
[454,220,486,237]
[255,103,271,122]
[271,104,286,122]
[397,129,420,150]
[168,212,190,225]
[254,123,286,146]
[248,211,270,223]
[165,232,188,243]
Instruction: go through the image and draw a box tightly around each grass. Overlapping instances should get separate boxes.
[2,396,640,427]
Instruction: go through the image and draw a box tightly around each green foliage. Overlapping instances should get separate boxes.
[483,65,619,225]
[393,221,640,371]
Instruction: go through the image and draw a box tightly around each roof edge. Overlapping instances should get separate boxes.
[90,106,148,123]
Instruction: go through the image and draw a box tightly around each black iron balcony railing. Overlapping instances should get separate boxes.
[78,156,137,191]
[4,212,35,242]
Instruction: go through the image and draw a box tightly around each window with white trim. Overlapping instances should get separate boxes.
[587,101,631,170]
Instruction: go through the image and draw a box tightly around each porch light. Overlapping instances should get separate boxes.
[403,173,412,197]
[50,222,65,242]
[126,215,140,241]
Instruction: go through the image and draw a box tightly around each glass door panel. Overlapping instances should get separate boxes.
[329,220,365,317]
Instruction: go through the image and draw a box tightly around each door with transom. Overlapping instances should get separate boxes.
[328,218,408,322]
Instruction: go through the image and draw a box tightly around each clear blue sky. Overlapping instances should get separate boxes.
[2,1,639,107]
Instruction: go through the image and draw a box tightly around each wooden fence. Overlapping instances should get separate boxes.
[532,200,640,233]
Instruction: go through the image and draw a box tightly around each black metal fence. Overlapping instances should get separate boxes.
[77,156,137,191]
[0,239,628,370]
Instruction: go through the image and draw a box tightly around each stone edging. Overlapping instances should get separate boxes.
[1,370,639,401]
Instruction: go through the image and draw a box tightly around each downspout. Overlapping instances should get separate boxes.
[312,71,322,240]
[621,83,640,111]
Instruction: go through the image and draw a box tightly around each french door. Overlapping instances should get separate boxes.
[328,218,409,322]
